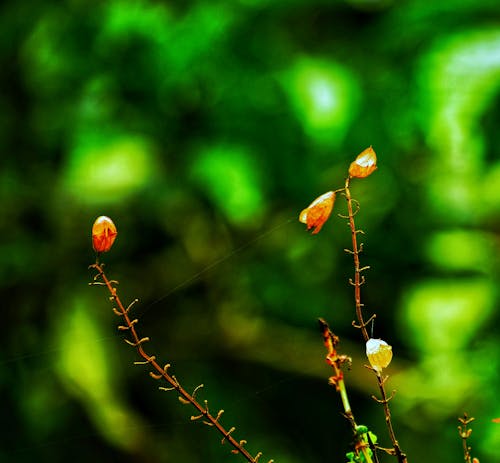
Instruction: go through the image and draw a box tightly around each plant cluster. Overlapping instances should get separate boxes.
[89,148,486,462]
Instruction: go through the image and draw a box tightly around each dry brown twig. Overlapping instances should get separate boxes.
[89,216,272,463]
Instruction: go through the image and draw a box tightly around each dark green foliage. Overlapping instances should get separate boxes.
[1,1,499,462]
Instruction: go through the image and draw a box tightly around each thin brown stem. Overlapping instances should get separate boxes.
[374,379,406,463]
[90,262,272,463]
[344,177,369,343]
[343,178,407,463]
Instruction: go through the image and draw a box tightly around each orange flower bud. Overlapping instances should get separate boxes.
[299,191,335,234]
[92,216,117,253]
[348,146,377,178]
[366,338,392,374]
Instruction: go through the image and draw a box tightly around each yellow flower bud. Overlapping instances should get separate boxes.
[366,338,392,373]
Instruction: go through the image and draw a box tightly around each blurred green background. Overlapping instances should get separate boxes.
[1,0,499,462]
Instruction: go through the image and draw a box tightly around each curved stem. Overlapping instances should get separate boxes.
[90,262,271,463]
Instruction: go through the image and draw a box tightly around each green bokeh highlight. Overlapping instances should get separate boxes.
[401,278,496,353]
[63,135,157,204]
[281,58,360,146]
[425,230,497,273]
[191,145,266,225]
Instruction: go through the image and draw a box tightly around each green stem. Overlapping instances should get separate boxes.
[319,319,374,463]
[337,379,351,415]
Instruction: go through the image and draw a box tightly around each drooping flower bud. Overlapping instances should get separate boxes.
[349,146,377,178]
[299,191,335,234]
[92,216,117,253]
[366,338,392,373]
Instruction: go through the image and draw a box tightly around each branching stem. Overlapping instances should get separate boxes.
[90,262,271,463]
[343,178,407,463]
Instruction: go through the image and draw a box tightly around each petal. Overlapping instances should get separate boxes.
[366,338,393,372]
[299,191,335,234]
[349,146,377,178]
[299,208,310,225]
